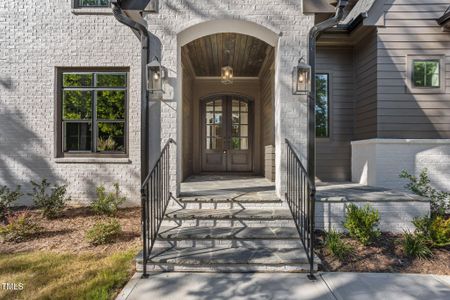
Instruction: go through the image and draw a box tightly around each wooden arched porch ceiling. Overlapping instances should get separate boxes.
[183,33,273,77]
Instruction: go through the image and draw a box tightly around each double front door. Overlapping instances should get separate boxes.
[201,95,253,172]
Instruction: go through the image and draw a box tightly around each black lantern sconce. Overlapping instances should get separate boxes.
[292,57,311,95]
[147,56,166,93]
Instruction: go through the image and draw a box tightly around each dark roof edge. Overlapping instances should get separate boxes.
[325,12,368,33]
[437,11,450,25]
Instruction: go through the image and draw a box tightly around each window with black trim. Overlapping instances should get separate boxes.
[58,70,128,156]
[75,0,110,7]
[315,73,329,138]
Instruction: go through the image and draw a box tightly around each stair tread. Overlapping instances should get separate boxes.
[165,208,293,220]
[177,198,282,203]
[146,246,310,265]
[158,226,300,240]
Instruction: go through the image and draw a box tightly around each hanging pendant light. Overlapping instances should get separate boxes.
[221,49,233,85]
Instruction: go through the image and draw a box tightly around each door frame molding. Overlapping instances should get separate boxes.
[199,93,255,173]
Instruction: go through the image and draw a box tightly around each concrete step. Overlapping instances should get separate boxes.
[165,208,293,220]
[160,219,297,228]
[153,226,303,248]
[137,246,317,273]
[169,198,287,209]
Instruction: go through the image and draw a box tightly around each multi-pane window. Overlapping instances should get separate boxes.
[61,71,127,155]
[231,99,249,150]
[315,73,329,138]
[77,0,110,7]
[412,60,440,88]
[205,99,223,150]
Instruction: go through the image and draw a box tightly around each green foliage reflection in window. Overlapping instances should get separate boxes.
[78,0,110,7]
[61,72,127,154]
[316,74,329,138]
[412,60,439,88]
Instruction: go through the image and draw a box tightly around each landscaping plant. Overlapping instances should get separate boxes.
[402,231,433,259]
[343,203,381,245]
[29,179,71,219]
[400,168,449,216]
[86,219,122,246]
[91,183,126,216]
[0,212,42,243]
[0,185,23,222]
[413,215,450,247]
[324,229,352,260]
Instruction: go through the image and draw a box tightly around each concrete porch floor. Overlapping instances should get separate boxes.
[180,175,278,200]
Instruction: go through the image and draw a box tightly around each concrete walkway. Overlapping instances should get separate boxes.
[116,272,450,300]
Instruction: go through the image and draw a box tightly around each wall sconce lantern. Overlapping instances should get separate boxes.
[147,56,166,93]
[292,57,311,95]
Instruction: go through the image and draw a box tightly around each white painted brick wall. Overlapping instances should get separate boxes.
[316,200,430,233]
[352,139,450,193]
[0,1,313,205]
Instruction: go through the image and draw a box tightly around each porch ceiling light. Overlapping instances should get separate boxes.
[147,56,166,93]
[292,57,311,95]
[221,50,233,85]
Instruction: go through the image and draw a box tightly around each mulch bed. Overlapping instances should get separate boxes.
[315,231,450,275]
[0,207,141,255]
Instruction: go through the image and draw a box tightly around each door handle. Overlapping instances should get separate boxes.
[223,150,227,154]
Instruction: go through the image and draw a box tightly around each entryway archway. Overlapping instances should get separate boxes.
[201,94,253,172]
[180,31,275,180]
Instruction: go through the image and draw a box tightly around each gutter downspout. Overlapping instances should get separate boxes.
[111,1,149,186]
[306,0,348,279]
[307,0,348,183]
[111,1,150,278]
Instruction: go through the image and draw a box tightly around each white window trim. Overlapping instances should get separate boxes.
[406,54,445,94]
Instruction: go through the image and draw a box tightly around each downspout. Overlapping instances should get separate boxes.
[306,1,347,279]
[111,1,149,185]
[111,1,150,278]
[307,0,348,183]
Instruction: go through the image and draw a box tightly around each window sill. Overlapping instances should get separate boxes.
[55,157,131,164]
[71,8,112,15]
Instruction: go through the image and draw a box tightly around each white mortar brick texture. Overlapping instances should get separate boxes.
[0,0,313,205]
[315,201,430,233]
[352,139,450,193]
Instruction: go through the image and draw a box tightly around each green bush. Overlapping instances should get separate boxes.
[343,203,381,245]
[29,179,71,219]
[91,183,126,216]
[430,216,450,247]
[0,212,42,243]
[0,185,23,221]
[86,219,122,246]
[402,231,432,259]
[413,215,450,247]
[400,169,449,216]
[324,230,352,260]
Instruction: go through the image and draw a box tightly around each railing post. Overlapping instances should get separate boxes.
[308,186,316,280]
[140,186,148,278]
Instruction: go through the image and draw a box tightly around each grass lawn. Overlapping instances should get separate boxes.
[0,248,137,300]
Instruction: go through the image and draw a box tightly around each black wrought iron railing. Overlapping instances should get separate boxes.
[140,138,174,277]
[285,139,316,279]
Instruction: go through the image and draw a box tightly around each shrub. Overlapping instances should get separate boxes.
[400,169,449,216]
[343,203,381,245]
[0,185,23,221]
[91,183,126,216]
[430,216,450,247]
[86,219,122,246]
[0,212,42,243]
[29,179,70,219]
[413,215,450,247]
[324,230,352,260]
[402,231,432,259]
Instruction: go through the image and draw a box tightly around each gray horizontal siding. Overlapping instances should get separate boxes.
[316,47,354,182]
[377,0,450,138]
